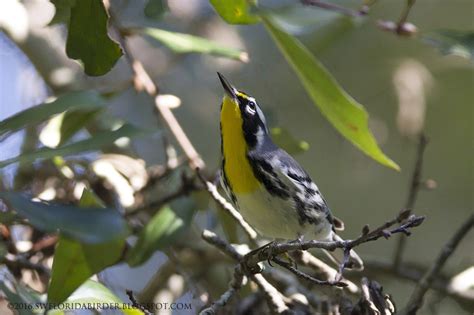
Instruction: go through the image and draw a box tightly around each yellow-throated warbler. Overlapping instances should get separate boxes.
[217,73,363,270]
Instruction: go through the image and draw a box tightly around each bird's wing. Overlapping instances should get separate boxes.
[248,147,334,227]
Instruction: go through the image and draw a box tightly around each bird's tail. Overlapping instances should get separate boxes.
[322,232,364,271]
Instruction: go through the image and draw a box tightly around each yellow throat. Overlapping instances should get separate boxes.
[221,96,260,193]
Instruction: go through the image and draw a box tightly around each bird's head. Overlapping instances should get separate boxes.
[218,72,269,148]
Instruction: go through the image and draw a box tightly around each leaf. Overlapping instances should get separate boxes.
[271,127,309,155]
[127,205,194,266]
[0,124,148,168]
[209,0,259,24]
[141,28,248,62]
[0,280,39,315]
[262,15,399,170]
[66,0,122,76]
[144,0,167,19]
[48,190,126,304]
[0,91,105,138]
[49,0,76,25]
[0,191,129,244]
[48,280,143,315]
[423,30,474,62]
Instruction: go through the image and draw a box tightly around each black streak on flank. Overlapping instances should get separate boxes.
[249,158,290,200]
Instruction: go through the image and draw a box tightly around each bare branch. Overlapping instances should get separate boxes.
[393,134,429,269]
[197,171,258,240]
[244,213,425,276]
[105,1,204,170]
[403,214,474,315]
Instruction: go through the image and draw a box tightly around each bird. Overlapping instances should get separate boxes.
[217,72,363,270]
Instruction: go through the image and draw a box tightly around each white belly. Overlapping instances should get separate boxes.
[235,187,331,241]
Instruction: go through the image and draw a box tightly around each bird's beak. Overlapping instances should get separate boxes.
[217,72,237,100]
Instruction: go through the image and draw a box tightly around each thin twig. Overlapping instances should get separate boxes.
[1,253,50,276]
[105,1,204,170]
[244,212,424,277]
[397,0,416,33]
[393,134,428,269]
[201,230,291,314]
[403,214,474,315]
[197,170,258,240]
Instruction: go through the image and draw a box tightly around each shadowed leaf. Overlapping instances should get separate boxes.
[66,0,122,75]
[127,205,194,266]
[262,14,399,170]
[144,0,167,19]
[48,190,126,304]
[0,124,148,168]
[49,0,76,25]
[0,91,105,138]
[0,191,129,244]
[141,28,248,62]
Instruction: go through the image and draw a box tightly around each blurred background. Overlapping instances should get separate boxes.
[0,0,473,314]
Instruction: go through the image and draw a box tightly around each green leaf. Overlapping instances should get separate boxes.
[0,124,148,168]
[209,0,259,24]
[48,190,126,304]
[423,30,474,62]
[48,280,143,315]
[48,0,76,25]
[141,28,248,62]
[127,205,194,266]
[66,0,122,76]
[271,127,309,155]
[0,91,105,138]
[144,0,167,19]
[0,280,40,315]
[0,191,129,244]
[262,15,399,170]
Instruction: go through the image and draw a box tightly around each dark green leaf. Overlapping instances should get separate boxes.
[141,28,248,62]
[0,91,105,138]
[423,30,474,62]
[144,0,167,19]
[271,127,309,155]
[59,109,102,145]
[48,280,143,315]
[48,190,126,304]
[0,191,129,243]
[262,14,399,170]
[127,205,194,266]
[49,0,76,25]
[209,0,259,24]
[66,0,122,76]
[0,124,148,168]
[0,280,39,315]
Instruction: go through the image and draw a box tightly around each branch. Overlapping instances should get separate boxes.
[393,134,428,269]
[201,230,291,314]
[1,253,50,276]
[403,214,474,315]
[197,170,258,240]
[105,1,204,170]
[244,212,425,277]
[126,290,153,315]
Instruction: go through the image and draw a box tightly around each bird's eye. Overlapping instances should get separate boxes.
[246,101,256,115]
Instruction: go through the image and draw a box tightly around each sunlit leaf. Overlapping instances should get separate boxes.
[0,124,148,168]
[48,280,143,315]
[209,0,259,24]
[271,127,309,155]
[127,205,194,266]
[0,191,129,244]
[0,91,105,138]
[48,190,126,304]
[423,30,474,62]
[66,0,122,75]
[141,28,248,62]
[262,14,399,170]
